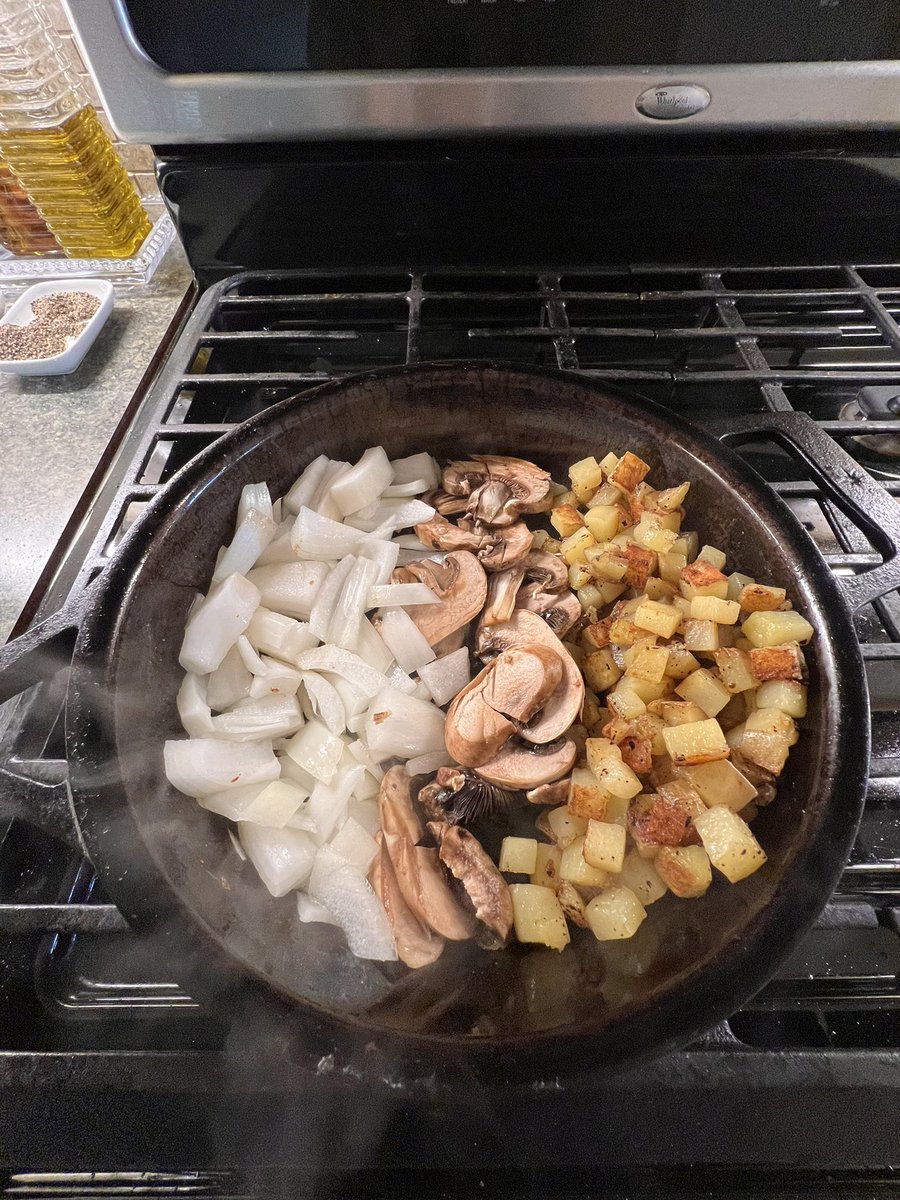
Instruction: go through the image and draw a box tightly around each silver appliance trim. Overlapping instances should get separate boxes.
[64,0,900,143]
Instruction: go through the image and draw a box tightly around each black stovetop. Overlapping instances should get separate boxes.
[1,264,899,1195]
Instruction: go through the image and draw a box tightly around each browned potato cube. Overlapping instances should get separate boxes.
[693,806,767,883]
[611,451,651,492]
[675,668,731,717]
[560,836,611,887]
[659,551,688,584]
[626,645,670,684]
[568,766,611,821]
[530,842,563,889]
[560,527,596,565]
[653,481,690,512]
[649,699,708,726]
[583,647,622,692]
[663,644,701,680]
[584,506,621,542]
[583,820,627,873]
[714,648,759,693]
[550,504,585,539]
[623,543,657,590]
[569,455,603,503]
[738,583,787,612]
[655,845,712,897]
[680,561,729,601]
[749,644,804,682]
[682,618,720,653]
[556,880,589,928]
[634,598,682,639]
[661,719,730,766]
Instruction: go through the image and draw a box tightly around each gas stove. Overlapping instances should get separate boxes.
[0,263,899,1193]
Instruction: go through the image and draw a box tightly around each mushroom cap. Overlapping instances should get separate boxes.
[476,608,584,744]
[391,550,487,648]
[428,820,514,949]
[475,736,578,790]
[482,563,528,627]
[442,456,552,527]
[460,519,533,571]
[526,778,572,806]
[370,834,445,969]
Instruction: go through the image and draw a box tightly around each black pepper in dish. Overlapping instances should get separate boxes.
[0,289,101,362]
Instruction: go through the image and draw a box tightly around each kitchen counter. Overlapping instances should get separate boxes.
[0,243,193,643]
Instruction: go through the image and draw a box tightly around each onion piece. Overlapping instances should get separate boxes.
[249,658,303,699]
[214,509,277,583]
[238,822,317,897]
[355,617,393,674]
[328,556,381,651]
[246,608,318,661]
[376,607,436,674]
[246,561,330,619]
[326,673,370,721]
[283,718,344,783]
[390,452,440,489]
[164,738,279,798]
[284,454,330,516]
[357,538,400,586]
[300,672,346,736]
[314,461,351,521]
[255,519,296,567]
[348,795,379,833]
[210,694,304,742]
[295,645,389,700]
[330,446,394,517]
[179,573,261,675]
[200,778,309,828]
[345,499,435,535]
[417,647,472,707]
[236,634,268,675]
[367,583,440,608]
[363,687,447,762]
[405,749,455,776]
[346,738,385,783]
[307,846,397,961]
[381,478,430,498]
[297,893,338,926]
[206,644,252,712]
[309,555,354,640]
[330,816,379,876]
[307,765,365,844]
[236,482,274,528]
[291,507,364,561]
[279,755,318,792]
[384,662,418,695]
[177,673,213,737]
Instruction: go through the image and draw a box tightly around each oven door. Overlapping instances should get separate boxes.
[66,0,900,141]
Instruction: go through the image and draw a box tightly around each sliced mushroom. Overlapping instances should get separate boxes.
[428,821,514,949]
[370,834,445,969]
[476,609,584,744]
[460,518,534,571]
[541,592,583,639]
[378,766,476,941]
[442,456,552,527]
[419,768,519,825]
[482,563,528,626]
[526,778,571,806]
[415,513,490,555]
[514,551,582,638]
[389,550,487,648]
[475,736,578,790]
[432,626,468,657]
[427,489,470,517]
[444,644,563,766]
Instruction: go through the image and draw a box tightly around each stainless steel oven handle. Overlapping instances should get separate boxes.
[713,410,900,613]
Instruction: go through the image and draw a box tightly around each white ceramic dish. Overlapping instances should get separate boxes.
[0,279,114,375]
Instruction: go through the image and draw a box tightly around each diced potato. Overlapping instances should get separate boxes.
[560,527,596,565]
[745,706,799,742]
[560,836,611,887]
[738,583,787,613]
[585,886,647,941]
[530,842,563,889]
[622,544,657,590]
[626,644,670,684]
[569,455,603,503]
[690,596,741,625]
[656,510,683,533]
[644,576,676,602]
[583,820,627,873]
[749,643,804,682]
[693,805,767,883]
[568,561,593,590]
[653,481,690,512]
[742,609,814,647]
[586,741,643,800]
[598,451,620,478]
[716,693,748,732]
[563,639,586,670]
[672,596,693,618]
[583,648,622,692]
[582,619,612,650]
[607,687,647,720]
[725,721,746,750]
[633,514,678,554]
[655,845,712,898]
[542,536,562,555]
[611,451,651,492]
[657,777,706,820]
[587,546,629,582]
[547,805,589,846]
[658,551,688,584]
[576,583,605,612]
[584,505,621,542]
[556,880,589,928]
[684,758,758,811]
[567,765,611,821]
[593,479,624,506]
[714,648,759,693]
[726,571,755,602]
[739,708,796,775]
[755,679,808,718]
[609,618,646,648]
[634,598,682,639]
[696,544,727,571]
[602,791,632,827]
[510,884,571,951]
[661,718,730,766]
[675,668,731,717]
[499,836,539,875]
[682,618,720,653]
[649,698,708,726]
[680,561,729,601]
[663,644,701,681]
[671,531,700,561]
[550,504,585,539]
[618,852,668,905]
[596,580,628,605]
[530,528,551,551]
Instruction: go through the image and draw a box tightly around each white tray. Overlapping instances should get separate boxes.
[0,279,114,375]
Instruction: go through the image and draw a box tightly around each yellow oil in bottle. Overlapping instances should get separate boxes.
[0,105,151,258]
[0,160,59,254]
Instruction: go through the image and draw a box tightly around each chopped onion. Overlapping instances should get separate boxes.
[328,556,381,651]
[245,608,318,660]
[384,662,418,695]
[313,461,351,521]
[291,507,369,562]
[285,804,319,833]
[200,778,309,828]
[410,681,432,701]
[381,478,430,497]
[391,452,440,489]
[238,822,317,897]
[376,607,436,674]
[367,583,439,609]
[249,658,303,699]
[307,846,397,961]
[346,499,435,535]
[236,634,267,676]
[295,645,389,700]
[357,538,400,586]
[405,749,455,776]
[177,673,213,737]
[284,454,330,516]
[206,644,252,712]
[246,561,330,619]
[236,482,274,528]
[272,497,282,524]
[210,694,304,742]
[393,534,434,550]
[300,672,346,736]
[164,738,279,798]
[309,554,354,640]
[363,687,447,762]
[330,816,379,876]
[214,508,277,583]
[178,573,261,675]
[283,718,344,783]
[307,765,364,844]
[279,755,318,792]
[326,673,370,721]
[346,738,385,783]
[417,647,472,707]
[296,893,338,927]
[255,518,297,567]
[330,446,394,517]
[348,795,379,834]
[355,617,393,674]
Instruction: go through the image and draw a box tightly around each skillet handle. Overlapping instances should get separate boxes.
[713,410,900,614]
[0,595,85,704]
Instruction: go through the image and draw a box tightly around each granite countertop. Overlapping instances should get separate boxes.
[0,243,193,643]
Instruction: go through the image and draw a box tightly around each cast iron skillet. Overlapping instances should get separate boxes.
[3,363,899,1084]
